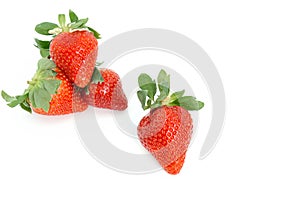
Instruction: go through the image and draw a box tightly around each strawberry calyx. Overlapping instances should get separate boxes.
[34,9,101,58]
[1,58,61,113]
[137,69,204,111]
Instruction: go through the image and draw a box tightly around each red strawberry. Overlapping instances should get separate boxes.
[137,70,204,174]
[32,68,88,115]
[50,31,98,88]
[34,10,101,88]
[83,68,128,111]
[2,58,88,115]
[138,106,193,174]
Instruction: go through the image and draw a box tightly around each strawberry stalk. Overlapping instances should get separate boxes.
[137,69,204,111]
[1,58,61,113]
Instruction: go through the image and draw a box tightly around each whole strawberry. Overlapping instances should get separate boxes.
[137,70,204,174]
[34,10,101,88]
[83,68,128,111]
[1,58,88,115]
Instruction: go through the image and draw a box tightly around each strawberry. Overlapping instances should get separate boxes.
[50,30,98,88]
[136,70,204,174]
[34,10,101,88]
[1,58,88,115]
[83,68,128,111]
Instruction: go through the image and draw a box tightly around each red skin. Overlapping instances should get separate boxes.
[50,31,98,88]
[33,68,88,115]
[138,106,193,175]
[83,68,128,111]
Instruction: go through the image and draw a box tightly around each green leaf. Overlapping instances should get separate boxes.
[58,14,66,28]
[39,69,56,79]
[176,96,205,111]
[157,69,170,95]
[20,101,32,113]
[84,86,90,95]
[33,88,51,112]
[198,101,205,109]
[137,90,148,110]
[28,89,36,108]
[34,38,51,50]
[138,73,156,100]
[35,22,59,35]
[91,68,104,84]
[69,9,78,22]
[87,26,101,39]
[70,18,88,29]
[96,61,104,66]
[40,49,50,58]
[16,94,28,103]
[1,90,15,102]
[156,91,168,102]
[170,90,185,102]
[38,58,56,70]
[5,93,28,108]
[7,100,19,107]
[150,102,162,109]
[42,80,61,94]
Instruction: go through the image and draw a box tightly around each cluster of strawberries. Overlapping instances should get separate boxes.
[2,10,127,115]
[2,10,204,175]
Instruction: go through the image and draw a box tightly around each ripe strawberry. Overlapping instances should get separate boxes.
[1,58,88,115]
[83,68,128,111]
[137,70,204,174]
[34,10,101,88]
[50,30,98,88]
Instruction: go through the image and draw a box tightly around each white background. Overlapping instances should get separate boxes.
[1,0,300,199]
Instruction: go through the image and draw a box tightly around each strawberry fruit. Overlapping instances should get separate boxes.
[137,70,204,174]
[83,68,128,111]
[34,10,101,88]
[1,58,88,115]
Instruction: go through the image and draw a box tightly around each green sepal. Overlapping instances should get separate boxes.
[20,101,32,113]
[137,90,148,110]
[96,61,104,66]
[1,90,14,102]
[35,22,59,35]
[87,26,101,39]
[42,79,61,94]
[7,99,20,108]
[173,96,205,111]
[58,14,66,29]
[33,88,51,112]
[40,49,50,58]
[91,68,104,84]
[28,90,36,108]
[170,90,185,102]
[69,9,79,22]
[84,86,90,95]
[70,18,88,29]
[150,102,162,109]
[38,58,56,70]
[138,73,156,100]
[34,38,51,50]
[156,91,168,102]
[2,90,29,109]
[157,69,170,96]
